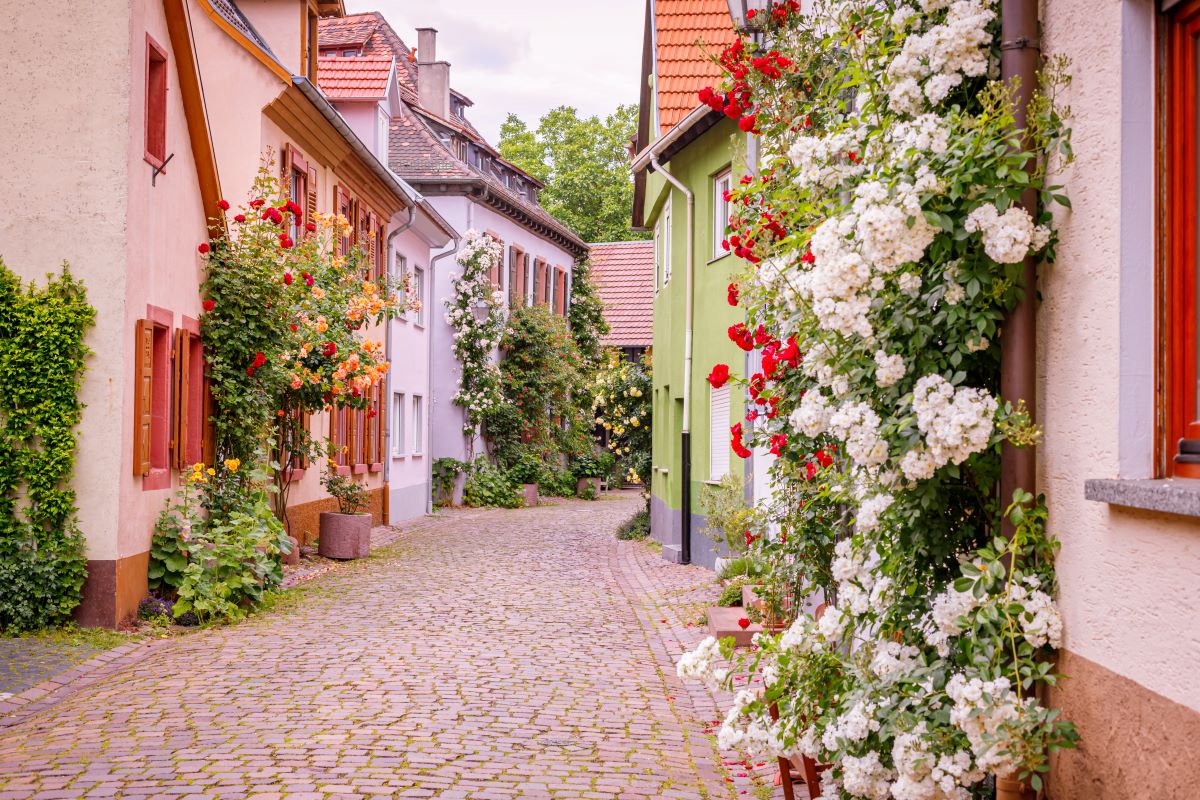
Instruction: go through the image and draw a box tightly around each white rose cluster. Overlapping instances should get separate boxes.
[874,350,907,388]
[830,401,889,467]
[840,750,895,800]
[964,203,1051,264]
[921,585,984,656]
[891,723,984,800]
[911,374,997,471]
[717,689,789,757]
[946,674,1028,776]
[886,0,996,115]
[675,636,727,690]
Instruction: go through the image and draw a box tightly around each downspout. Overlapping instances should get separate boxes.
[999,0,1040,537]
[383,202,416,525]
[652,156,695,565]
[428,230,462,514]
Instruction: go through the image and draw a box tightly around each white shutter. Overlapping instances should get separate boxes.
[709,384,731,480]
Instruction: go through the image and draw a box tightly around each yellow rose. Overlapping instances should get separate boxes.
[206,468,216,476]
[223,458,241,472]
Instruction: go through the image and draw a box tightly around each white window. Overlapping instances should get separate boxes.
[413,266,426,326]
[709,384,731,481]
[412,395,424,455]
[391,392,406,456]
[654,221,662,291]
[376,108,389,161]
[714,168,732,259]
[662,198,673,284]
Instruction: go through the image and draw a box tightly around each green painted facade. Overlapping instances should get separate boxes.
[645,117,749,566]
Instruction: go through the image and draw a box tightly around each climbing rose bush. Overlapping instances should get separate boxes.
[444,230,506,438]
[676,1,1077,795]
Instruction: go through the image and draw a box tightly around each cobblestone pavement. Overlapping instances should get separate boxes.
[0,493,789,800]
[0,639,100,698]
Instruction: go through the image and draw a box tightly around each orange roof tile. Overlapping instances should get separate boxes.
[317,57,393,100]
[590,241,656,347]
[655,0,736,134]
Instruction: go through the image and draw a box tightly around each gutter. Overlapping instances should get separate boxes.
[292,77,416,211]
[651,155,696,566]
[630,105,715,174]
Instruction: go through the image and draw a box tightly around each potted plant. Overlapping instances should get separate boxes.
[432,457,469,507]
[572,453,610,497]
[318,459,371,559]
[509,454,542,508]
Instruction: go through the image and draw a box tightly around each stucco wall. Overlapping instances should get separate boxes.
[0,2,134,562]
[1041,0,1200,716]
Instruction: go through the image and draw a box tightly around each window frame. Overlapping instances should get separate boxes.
[713,168,732,260]
[144,34,168,169]
[663,197,673,285]
[413,265,426,326]
[392,391,407,457]
[412,395,425,456]
[1160,0,1200,477]
[133,309,173,490]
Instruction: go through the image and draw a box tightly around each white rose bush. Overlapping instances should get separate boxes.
[677,1,1078,796]
[445,230,506,436]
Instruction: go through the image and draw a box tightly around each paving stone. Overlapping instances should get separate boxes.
[0,494,798,799]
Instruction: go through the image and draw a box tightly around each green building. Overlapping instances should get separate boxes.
[631,0,751,568]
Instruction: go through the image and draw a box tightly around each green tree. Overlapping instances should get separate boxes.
[499,105,648,243]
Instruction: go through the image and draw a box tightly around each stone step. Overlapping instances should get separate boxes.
[706,605,761,647]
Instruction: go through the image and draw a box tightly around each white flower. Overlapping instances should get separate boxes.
[964,203,1047,264]
[874,350,907,387]
[911,374,997,469]
[857,493,894,532]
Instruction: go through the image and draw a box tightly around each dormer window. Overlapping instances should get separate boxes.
[341,48,360,57]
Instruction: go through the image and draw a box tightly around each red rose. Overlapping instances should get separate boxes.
[769,433,787,456]
[217,199,230,211]
[816,449,833,468]
[252,351,267,368]
[302,272,314,287]
[284,272,293,285]
[197,242,210,254]
[707,363,730,389]
[727,282,739,306]
[738,115,757,133]
[805,461,818,480]
[737,618,751,630]
[322,342,337,357]
[246,366,255,377]
[249,198,265,208]
[290,324,298,332]
[305,222,316,232]
[202,299,215,312]
[280,236,294,249]
[234,214,246,223]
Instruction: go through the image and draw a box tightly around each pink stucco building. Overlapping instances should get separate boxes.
[0,0,452,625]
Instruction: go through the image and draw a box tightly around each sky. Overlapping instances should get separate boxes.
[344,0,645,144]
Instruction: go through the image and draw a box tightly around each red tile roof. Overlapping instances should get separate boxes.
[317,57,393,99]
[389,112,473,180]
[316,15,378,47]
[655,0,736,134]
[589,241,655,347]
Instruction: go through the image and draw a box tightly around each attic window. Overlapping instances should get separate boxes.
[144,35,168,169]
[341,48,360,57]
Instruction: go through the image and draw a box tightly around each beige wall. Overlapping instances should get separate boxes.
[1041,0,1200,716]
[0,1,133,562]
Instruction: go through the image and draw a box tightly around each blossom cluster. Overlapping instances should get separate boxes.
[444,230,506,435]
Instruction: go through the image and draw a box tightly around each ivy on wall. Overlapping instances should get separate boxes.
[0,260,94,631]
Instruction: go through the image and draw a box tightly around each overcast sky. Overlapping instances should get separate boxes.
[344,0,645,143]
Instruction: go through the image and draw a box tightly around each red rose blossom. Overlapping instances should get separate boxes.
[249,198,265,209]
[737,618,751,630]
[234,214,246,223]
[202,300,215,312]
[727,282,739,306]
[707,363,730,389]
[197,242,210,254]
[217,199,230,211]
[283,272,293,285]
[305,222,316,232]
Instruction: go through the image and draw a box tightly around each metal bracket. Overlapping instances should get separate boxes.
[1000,37,1041,51]
[151,152,175,186]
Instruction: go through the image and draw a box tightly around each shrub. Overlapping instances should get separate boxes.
[463,459,522,508]
[616,509,650,540]
[432,457,469,506]
[319,459,368,514]
[538,468,576,498]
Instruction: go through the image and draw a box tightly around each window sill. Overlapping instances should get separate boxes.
[284,468,306,483]
[707,252,731,266]
[142,466,171,491]
[352,464,367,475]
[1084,478,1200,518]
[368,462,382,473]
[392,452,408,460]
[411,451,424,459]
[336,465,352,477]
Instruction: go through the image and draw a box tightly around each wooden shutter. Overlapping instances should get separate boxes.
[282,143,293,184]
[133,319,154,476]
[375,384,386,464]
[306,166,318,230]
[172,328,190,469]
[202,374,215,466]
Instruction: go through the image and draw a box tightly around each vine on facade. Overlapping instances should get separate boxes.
[0,261,94,631]
[676,1,1077,795]
[444,231,506,441]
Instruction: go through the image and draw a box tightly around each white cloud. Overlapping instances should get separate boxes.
[344,0,645,143]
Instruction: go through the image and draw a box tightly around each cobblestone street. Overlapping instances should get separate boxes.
[0,494,784,800]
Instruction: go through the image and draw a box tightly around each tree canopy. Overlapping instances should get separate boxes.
[499,105,647,244]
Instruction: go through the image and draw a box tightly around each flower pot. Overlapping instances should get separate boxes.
[576,476,601,496]
[995,776,1036,800]
[318,512,371,560]
[523,483,539,507]
[282,536,301,566]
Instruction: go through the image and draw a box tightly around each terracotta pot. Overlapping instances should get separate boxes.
[318,512,371,560]
[576,476,601,496]
[523,483,539,507]
[282,536,301,566]
[995,776,1036,800]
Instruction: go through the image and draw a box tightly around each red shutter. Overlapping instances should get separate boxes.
[306,166,319,234]
[133,320,154,476]
[374,383,386,464]
[172,328,190,469]
[202,373,215,466]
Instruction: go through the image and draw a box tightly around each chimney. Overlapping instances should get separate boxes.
[416,27,451,119]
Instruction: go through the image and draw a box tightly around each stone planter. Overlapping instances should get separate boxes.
[282,536,301,566]
[318,512,371,560]
[522,483,539,507]
[995,776,1036,800]
[576,476,601,496]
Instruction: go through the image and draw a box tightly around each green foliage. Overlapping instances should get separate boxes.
[578,482,598,501]
[149,461,290,624]
[538,468,576,498]
[432,457,469,506]
[463,459,522,509]
[717,576,753,607]
[507,453,543,485]
[0,261,93,631]
[319,457,368,514]
[590,350,652,486]
[498,105,648,243]
[698,473,754,555]
[445,233,506,438]
[572,452,615,479]
[567,259,610,368]
[615,509,650,541]
[487,305,589,468]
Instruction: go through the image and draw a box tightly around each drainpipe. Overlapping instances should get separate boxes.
[383,202,417,525]
[428,230,462,515]
[652,156,695,565]
[999,0,1040,537]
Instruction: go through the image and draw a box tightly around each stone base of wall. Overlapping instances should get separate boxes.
[1049,649,1200,799]
[389,481,429,525]
[74,550,149,629]
[287,488,385,546]
[649,492,724,570]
